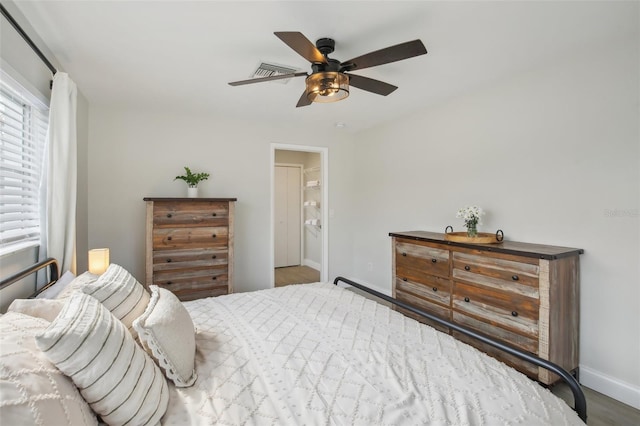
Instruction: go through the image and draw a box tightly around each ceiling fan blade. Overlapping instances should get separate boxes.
[341,39,427,72]
[296,90,312,108]
[228,72,307,86]
[347,73,397,96]
[274,32,327,64]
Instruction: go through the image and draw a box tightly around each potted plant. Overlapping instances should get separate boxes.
[174,166,210,198]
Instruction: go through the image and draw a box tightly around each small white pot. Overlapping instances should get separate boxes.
[187,186,198,198]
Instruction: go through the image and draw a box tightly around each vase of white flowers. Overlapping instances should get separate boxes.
[456,206,483,238]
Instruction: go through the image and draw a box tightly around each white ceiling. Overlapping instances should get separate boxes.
[12,1,638,133]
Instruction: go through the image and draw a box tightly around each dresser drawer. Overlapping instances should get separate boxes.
[152,226,228,249]
[452,252,539,299]
[395,294,450,333]
[397,307,449,334]
[453,311,539,354]
[453,281,539,338]
[152,248,228,271]
[395,276,450,307]
[453,251,539,286]
[453,331,539,378]
[156,281,229,301]
[152,201,229,227]
[154,264,227,283]
[152,256,228,302]
[396,240,450,279]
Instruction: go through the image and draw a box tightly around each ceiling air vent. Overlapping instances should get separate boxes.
[253,62,299,84]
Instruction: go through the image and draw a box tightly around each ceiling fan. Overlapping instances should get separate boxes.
[228,32,427,107]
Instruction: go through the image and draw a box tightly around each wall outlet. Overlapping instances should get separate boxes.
[367,262,373,272]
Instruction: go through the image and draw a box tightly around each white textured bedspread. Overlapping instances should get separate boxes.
[161,283,583,425]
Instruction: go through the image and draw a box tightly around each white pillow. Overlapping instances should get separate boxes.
[36,270,75,299]
[55,271,99,300]
[0,312,97,425]
[80,263,150,339]
[35,292,168,426]
[7,298,65,322]
[134,286,197,387]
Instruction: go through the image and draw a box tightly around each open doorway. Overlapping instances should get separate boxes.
[270,144,328,288]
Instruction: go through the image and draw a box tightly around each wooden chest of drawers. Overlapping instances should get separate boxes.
[144,198,236,301]
[391,231,583,385]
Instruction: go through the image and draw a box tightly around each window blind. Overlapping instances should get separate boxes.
[0,75,49,249]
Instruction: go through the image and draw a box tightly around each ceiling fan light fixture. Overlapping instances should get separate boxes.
[306,72,349,103]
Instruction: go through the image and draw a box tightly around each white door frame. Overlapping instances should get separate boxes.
[270,143,329,287]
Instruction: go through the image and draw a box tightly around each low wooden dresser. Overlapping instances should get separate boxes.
[144,197,236,301]
[390,230,583,385]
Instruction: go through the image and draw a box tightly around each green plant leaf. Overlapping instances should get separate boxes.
[174,166,210,186]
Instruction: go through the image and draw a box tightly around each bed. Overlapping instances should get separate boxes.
[0,258,587,425]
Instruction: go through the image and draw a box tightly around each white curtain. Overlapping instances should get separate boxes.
[40,72,78,274]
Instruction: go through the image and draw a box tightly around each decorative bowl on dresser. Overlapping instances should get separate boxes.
[390,230,583,385]
[144,197,236,301]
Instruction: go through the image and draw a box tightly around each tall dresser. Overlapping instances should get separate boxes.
[144,197,236,301]
[390,231,583,385]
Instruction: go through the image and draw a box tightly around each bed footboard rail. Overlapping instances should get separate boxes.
[0,258,59,295]
[333,276,587,423]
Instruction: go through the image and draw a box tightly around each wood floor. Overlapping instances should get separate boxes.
[552,382,639,426]
[274,265,320,287]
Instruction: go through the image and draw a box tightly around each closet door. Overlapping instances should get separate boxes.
[274,166,301,268]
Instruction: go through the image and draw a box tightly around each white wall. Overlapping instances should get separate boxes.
[88,109,355,293]
[350,37,639,407]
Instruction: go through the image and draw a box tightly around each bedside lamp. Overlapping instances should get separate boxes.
[88,248,110,274]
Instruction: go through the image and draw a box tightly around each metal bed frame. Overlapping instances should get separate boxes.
[0,261,586,422]
[334,276,587,423]
[0,258,59,297]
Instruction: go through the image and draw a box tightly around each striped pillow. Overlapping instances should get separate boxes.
[80,263,150,339]
[56,271,99,300]
[35,292,168,426]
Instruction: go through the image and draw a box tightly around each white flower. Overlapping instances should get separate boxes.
[456,206,484,228]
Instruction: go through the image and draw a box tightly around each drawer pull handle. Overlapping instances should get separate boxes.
[212,255,217,259]
[432,287,438,292]
[212,213,217,217]
[512,311,518,317]
[464,265,470,271]
[212,234,217,238]
[402,252,407,257]
[431,258,437,263]
[402,277,408,282]
[212,276,217,281]
[167,259,172,263]
[167,213,172,218]
[167,281,172,285]
[464,297,470,303]
[167,236,172,241]
[512,275,519,281]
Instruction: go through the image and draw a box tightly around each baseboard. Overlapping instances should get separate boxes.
[580,365,640,409]
[302,259,321,271]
